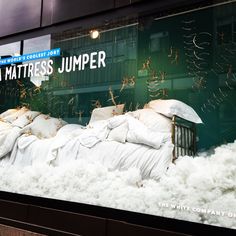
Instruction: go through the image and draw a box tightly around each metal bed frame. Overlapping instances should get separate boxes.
[171,115,197,161]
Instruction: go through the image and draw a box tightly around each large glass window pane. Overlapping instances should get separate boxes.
[0,1,235,231]
[0,41,21,57]
[0,42,21,110]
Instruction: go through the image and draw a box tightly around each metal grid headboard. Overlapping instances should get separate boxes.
[171,115,196,161]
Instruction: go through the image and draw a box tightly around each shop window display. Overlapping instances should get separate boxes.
[0,1,236,230]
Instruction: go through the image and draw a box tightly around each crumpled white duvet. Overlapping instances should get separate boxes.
[107,115,171,149]
[4,116,173,180]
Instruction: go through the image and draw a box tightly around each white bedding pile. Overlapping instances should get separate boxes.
[0,108,66,161]
[0,104,235,229]
[1,112,173,180]
[0,141,235,229]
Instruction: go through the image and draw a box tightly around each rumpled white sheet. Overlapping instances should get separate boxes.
[82,140,174,180]
[0,109,42,160]
[9,135,54,167]
[0,121,21,159]
[47,122,109,164]
[8,121,108,166]
[47,125,84,164]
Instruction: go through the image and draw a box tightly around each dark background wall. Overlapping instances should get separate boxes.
[0,0,42,37]
[0,0,211,39]
[0,0,144,38]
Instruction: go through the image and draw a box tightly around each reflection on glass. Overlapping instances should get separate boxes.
[0,1,235,231]
[23,35,51,86]
[0,41,21,57]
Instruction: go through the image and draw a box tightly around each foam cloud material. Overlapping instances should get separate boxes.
[0,141,236,229]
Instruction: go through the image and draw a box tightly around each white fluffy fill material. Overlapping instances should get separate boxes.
[0,141,236,229]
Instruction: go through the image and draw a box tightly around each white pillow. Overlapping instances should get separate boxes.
[107,122,129,143]
[126,116,171,149]
[12,111,40,128]
[89,104,124,124]
[22,114,66,139]
[2,107,28,123]
[0,108,18,118]
[132,108,172,133]
[147,99,203,124]
[107,114,127,129]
